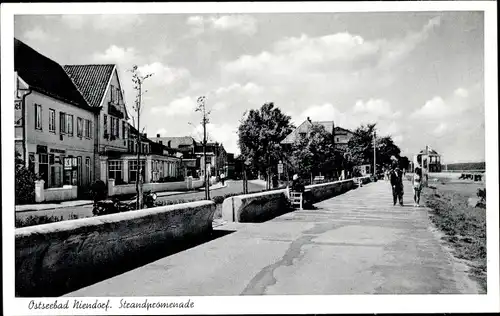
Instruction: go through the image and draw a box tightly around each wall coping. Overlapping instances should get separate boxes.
[15,200,215,237]
[305,178,354,189]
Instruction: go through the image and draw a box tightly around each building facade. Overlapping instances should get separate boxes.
[280,117,354,151]
[15,38,97,194]
[151,135,198,177]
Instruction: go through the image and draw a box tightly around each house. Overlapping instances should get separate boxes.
[414,146,442,173]
[194,142,228,178]
[280,117,354,150]
[64,65,182,185]
[14,38,98,193]
[151,135,198,177]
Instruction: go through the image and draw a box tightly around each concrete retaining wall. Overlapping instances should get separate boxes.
[223,178,371,223]
[222,189,288,223]
[306,179,355,203]
[15,200,215,297]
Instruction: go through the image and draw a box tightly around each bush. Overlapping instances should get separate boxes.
[91,180,107,201]
[16,215,63,228]
[212,196,225,204]
[15,167,37,205]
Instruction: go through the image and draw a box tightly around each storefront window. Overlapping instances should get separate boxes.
[129,160,146,183]
[108,160,123,183]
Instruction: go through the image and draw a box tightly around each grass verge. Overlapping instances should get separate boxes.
[422,181,486,292]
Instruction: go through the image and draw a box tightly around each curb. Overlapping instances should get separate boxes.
[15,202,94,213]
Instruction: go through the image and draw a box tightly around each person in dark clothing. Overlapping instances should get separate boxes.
[291,174,305,192]
[390,165,404,206]
[272,174,278,189]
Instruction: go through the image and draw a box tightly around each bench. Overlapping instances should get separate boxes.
[287,187,304,210]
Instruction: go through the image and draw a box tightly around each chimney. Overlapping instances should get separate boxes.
[157,133,160,138]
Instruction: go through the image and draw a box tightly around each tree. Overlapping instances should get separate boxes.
[15,151,36,204]
[289,124,337,181]
[347,123,402,170]
[238,102,294,189]
[129,65,153,209]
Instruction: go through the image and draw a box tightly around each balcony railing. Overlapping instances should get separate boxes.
[108,102,124,119]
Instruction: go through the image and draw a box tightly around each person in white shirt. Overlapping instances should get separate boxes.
[413,166,423,207]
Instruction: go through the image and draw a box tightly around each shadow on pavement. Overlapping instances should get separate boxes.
[24,229,236,298]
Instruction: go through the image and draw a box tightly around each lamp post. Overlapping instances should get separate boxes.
[196,96,210,200]
[373,130,377,178]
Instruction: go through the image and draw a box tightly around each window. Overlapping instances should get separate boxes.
[116,119,120,138]
[110,85,115,103]
[108,160,123,182]
[103,115,108,138]
[49,109,56,132]
[86,157,91,184]
[77,117,83,137]
[84,119,92,138]
[66,114,73,136]
[122,121,126,139]
[88,120,93,138]
[116,87,121,104]
[60,112,66,134]
[35,104,42,130]
[129,160,146,183]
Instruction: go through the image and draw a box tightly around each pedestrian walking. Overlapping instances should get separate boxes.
[412,166,423,207]
[390,163,404,206]
[220,172,225,186]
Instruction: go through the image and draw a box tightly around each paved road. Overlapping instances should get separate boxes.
[16,180,265,221]
[66,179,481,296]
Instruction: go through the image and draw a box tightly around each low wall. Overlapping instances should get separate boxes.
[35,180,78,202]
[223,178,369,223]
[305,179,356,203]
[108,178,206,196]
[15,200,215,297]
[222,189,288,223]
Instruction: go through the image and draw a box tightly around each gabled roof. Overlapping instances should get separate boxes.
[63,64,115,108]
[419,148,439,155]
[14,38,91,109]
[280,118,353,145]
[281,119,313,144]
[313,121,335,134]
[153,136,196,149]
[334,126,353,135]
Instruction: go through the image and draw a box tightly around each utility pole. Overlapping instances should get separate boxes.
[196,96,210,200]
[130,65,153,210]
[373,130,377,178]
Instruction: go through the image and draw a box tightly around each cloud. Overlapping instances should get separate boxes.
[214,82,263,96]
[353,99,401,119]
[60,14,143,32]
[412,96,449,118]
[223,17,441,77]
[186,14,257,35]
[151,96,197,117]
[92,45,137,64]
[137,62,190,86]
[454,87,469,98]
[24,27,52,42]
[209,15,257,35]
[191,123,240,153]
[296,103,352,129]
[433,122,448,136]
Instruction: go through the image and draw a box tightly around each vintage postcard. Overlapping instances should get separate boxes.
[2,1,498,315]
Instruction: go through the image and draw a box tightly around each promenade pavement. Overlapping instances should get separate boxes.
[66,179,480,296]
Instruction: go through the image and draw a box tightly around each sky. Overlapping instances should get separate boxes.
[14,11,485,163]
